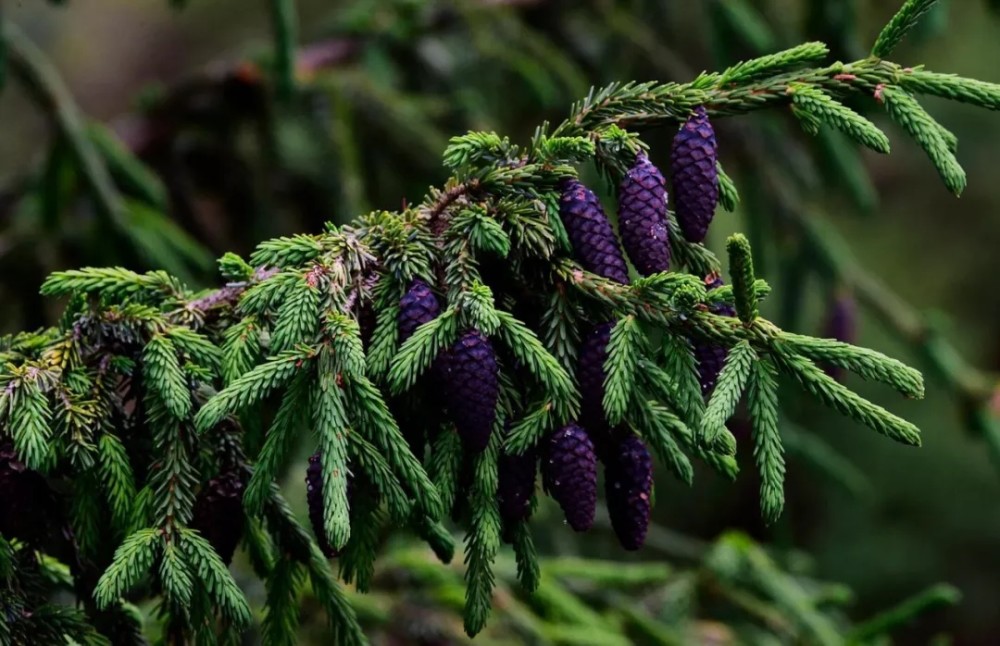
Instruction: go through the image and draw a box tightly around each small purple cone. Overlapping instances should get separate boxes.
[399,279,441,342]
[439,330,499,454]
[604,434,653,551]
[358,304,377,351]
[0,442,50,546]
[558,179,631,284]
[618,152,670,275]
[542,423,598,532]
[498,446,537,525]
[191,470,245,565]
[694,274,735,398]
[396,279,444,455]
[576,322,617,457]
[822,290,858,381]
[671,106,719,243]
[306,452,354,558]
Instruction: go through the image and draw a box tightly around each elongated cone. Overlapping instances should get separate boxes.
[604,434,653,551]
[0,442,77,566]
[542,423,598,532]
[671,106,719,243]
[398,279,441,342]
[306,452,354,558]
[498,446,537,525]
[822,290,858,381]
[576,322,619,458]
[440,329,499,454]
[618,152,670,275]
[694,274,736,397]
[191,470,245,565]
[396,279,444,454]
[559,179,631,284]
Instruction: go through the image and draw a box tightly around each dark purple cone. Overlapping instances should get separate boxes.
[671,106,719,243]
[399,279,441,343]
[618,153,670,275]
[0,442,76,564]
[558,179,631,284]
[822,290,858,381]
[395,279,443,456]
[306,452,354,558]
[358,304,377,351]
[576,322,617,458]
[439,330,499,454]
[542,423,598,532]
[694,274,735,398]
[498,447,537,526]
[604,434,653,551]
[191,470,245,565]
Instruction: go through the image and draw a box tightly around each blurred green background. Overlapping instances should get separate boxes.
[3,0,1000,643]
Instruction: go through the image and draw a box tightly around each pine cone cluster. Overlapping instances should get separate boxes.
[191,470,246,565]
[541,423,598,532]
[671,106,719,243]
[604,434,653,551]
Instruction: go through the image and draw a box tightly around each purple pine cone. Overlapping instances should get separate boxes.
[604,434,653,551]
[439,330,499,454]
[824,290,857,344]
[671,106,719,243]
[695,274,735,397]
[191,470,245,565]
[576,322,619,458]
[559,179,631,284]
[498,446,537,525]
[822,290,858,381]
[618,153,670,275]
[396,279,444,455]
[306,452,354,558]
[399,279,441,343]
[542,423,598,532]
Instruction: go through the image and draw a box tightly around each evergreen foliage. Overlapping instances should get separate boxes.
[1,0,999,642]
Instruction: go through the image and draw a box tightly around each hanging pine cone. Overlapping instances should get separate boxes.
[191,470,245,565]
[306,452,354,558]
[395,279,445,455]
[439,329,499,454]
[558,179,630,284]
[399,279,441,342]
[0,441,55,547]
[822,289,858,381]
[576,322,619,457]
[671,106,719,243]
[542,423,597,532]
[694,274,736,397]
[358,303,377,351]
[618,152,670,275]
[604,434,653,551]
[498,446,537,526]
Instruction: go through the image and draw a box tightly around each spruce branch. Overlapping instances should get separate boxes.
[872,0,940,58]
[747,360,785,524]
[9,7,1000,639]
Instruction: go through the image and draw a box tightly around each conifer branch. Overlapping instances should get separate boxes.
[6,4,1000,639]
